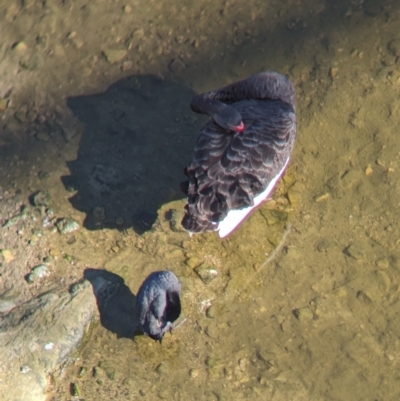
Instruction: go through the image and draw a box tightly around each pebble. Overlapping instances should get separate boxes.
[0,249,14,264]
[121,60,133,71]
[314,192,330,203]
[164,248,184,259]
[376,270,390,293]
[189,369,199,378]
[158,390,168,399]
[168,58,186,73]
[122,378,131,386]
[78,366,88,377]
[123,5,131,13]
[56,218,79,234]
[238,358,248,371]
[132,28,145,40]
[26,264,50,283]
[70,383,80,397]
[205,357,221,368]
[376,258,389,269]
[61,126,78,142]
[19,53,41,71]
[287,188,301,205]
[38,171,50,180]
[194,264,218,284]
[356,290,372,304]
[206,305,216,318]
[12,41,28,52]
[0,98,7,111]
[168,209,185,233]
[98,362,116,380]
[28,234,39,245]
[156,363,169,375]
[365,166,373,176]
[68,32,84,49]
[341,169,362,188]
[263,199,276,210]
[92,367,102,378]
[20,365,31,374]
[102,49,127,63]
[345,243,366,260]
[293,307,313,321]
[32,190,51,207]
[185,257,200,268]
[330,67,338,78]
[32,264,50,278]
[333,287,347,298]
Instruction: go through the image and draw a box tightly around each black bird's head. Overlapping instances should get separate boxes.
[135,271,182,342]
[211,103,244,133]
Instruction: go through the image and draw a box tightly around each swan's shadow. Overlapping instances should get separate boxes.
[84,268,138,339]
[63,74,200,234]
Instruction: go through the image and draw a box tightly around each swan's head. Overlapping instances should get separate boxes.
[212,104,245,133]
[233,121,245,132]
[146,319,174,343]
[138,289,181,343]
[135,271,182,343]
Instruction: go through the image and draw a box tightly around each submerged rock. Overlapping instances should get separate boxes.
[56,218,79,234]
[0,280,97,401]
[102,49,127,63]
[32,190,50,207]
[25,264,51,284]
[194,264,218,284]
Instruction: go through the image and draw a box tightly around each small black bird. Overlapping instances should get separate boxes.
[135,271,181,342]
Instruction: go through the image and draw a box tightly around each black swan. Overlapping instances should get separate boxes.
[135,271,181,342]
[181,71,296,238]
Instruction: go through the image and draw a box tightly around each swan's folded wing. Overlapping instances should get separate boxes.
[182,99,296,234]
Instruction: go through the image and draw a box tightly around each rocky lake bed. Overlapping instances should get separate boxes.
[1,0,400,400]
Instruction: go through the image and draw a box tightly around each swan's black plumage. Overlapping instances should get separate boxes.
[181,71,296,237]
[135,271,181,342]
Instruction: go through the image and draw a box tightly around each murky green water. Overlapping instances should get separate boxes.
[1,0,400,400]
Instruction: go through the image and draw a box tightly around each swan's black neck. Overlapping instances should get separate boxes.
[193,71,296,110]
[190,96,224,116]
[190,72,295,132]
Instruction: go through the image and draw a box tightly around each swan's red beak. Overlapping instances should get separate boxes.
[234,121,245,132]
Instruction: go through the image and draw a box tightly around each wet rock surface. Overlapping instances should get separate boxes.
[0,187,137,400]
[0,280,96,401]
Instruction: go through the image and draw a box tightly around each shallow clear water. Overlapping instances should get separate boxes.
[1,0,400,400]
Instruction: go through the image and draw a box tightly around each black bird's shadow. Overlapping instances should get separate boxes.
[63,74,199,234]
[84,268,138,339]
